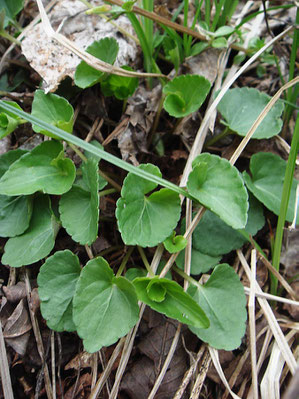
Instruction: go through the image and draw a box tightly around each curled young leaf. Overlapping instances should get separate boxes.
[163,74,211,118]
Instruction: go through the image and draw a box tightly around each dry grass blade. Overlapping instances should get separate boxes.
[147,324,182,399]
[189,349,211,399]
[260,331,297,399]
[208,347,242,399]
[0,319,14,399]
[35,0,165,79]
[173,345,207,399]
[51,331,56,399]
[88,338,124,399]
[24,271,53,399]
[237,250,297,374]
[244,287,299,307]
[249,250,258,399]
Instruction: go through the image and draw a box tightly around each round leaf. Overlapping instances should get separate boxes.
[38,250,81,332]
[163,74,211,117]
[0,195,32,237]
[187,153,248,229]
[2,194,60,267]
[133,277,209,329]
[74,38,119,89]
[116,164,181,247]
[0,141,76,196]
[217,87,284,139]
[188,264,247,350]
[243,152,298,223]
[31,90,74,139]
[73,257,139,353]
[59,158,100,245]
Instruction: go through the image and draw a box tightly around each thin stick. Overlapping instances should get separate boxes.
[148,324,182,399]
[51,331,56,399]
[25,271,53,399]
[0,319,14,399]
[249,250,258,399]
[243,287,299,306]
[189,349,211,399]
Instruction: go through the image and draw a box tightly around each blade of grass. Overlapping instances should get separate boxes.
[0,100,191,199]
[271,114,299,294]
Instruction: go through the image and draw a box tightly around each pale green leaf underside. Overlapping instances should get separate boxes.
[59,158,99,245]
[0,141,76,196]
[38,250,81,332]
[2,194,59,267]
[243,152,298,224]
[73,257,139,353]
[217,87,284,139]
[187,153,248,229]
[188,264,247,350]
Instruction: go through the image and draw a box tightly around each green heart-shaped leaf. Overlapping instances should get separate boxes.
[133,276,209,329]
[243,152,298,223]
[188,264,247,350]
[163,74,211,117]
[38,250,81,331]
[0,148,28,178]
[31,90,74,139]
[116,164,181,247]
[0,141,76,196]
[59,158,100,245]
[73,257,139,353]
[74,38,119,89]
[2,194,60,267]
[217,87,284,139]
[187,153,248,229]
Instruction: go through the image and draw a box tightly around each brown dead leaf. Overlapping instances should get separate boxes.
[280,228,299,278]
[118,84,161,160]
[4,298,31,355]
[64,372,92,399]
[121,315,188,399]
[65,351,94,371]
[2,282,26,303]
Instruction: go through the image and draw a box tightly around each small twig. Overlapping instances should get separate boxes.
[189,349,211,399]
[0,319,14,399]
[148,324,182,399]
[51,331,56,399]
[25,270,53,399]
[249,250,258,399]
